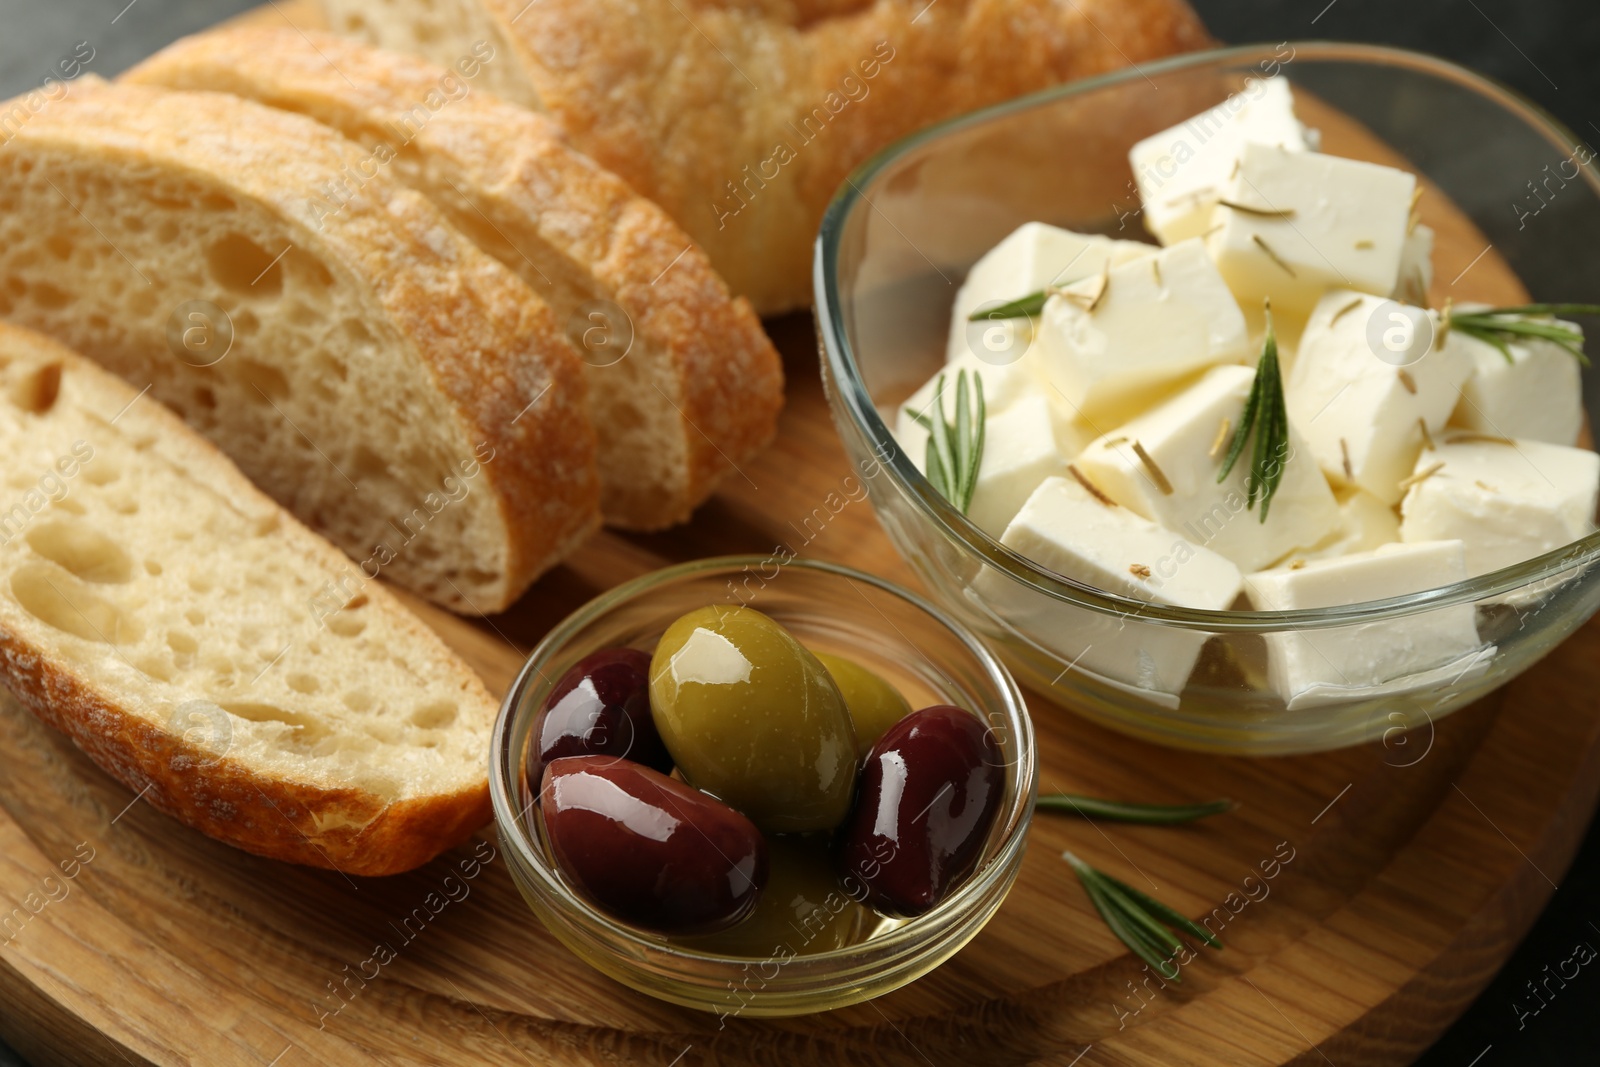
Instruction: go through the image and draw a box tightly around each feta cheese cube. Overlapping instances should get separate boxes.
[1130,77,1311,246]
[965,394,1076,536]
[1391,223,1434,306]
[1208,142,1416,319]
[1296,489,1400,561]
[1073,365,1338,571]
[1398,435,1600,575]
[1286,290,1470,504]
[1447,325,1584,446]
[992,475,1243,700]
[1033,239,1250,423]
[949,222,1155,362]
[1244,541,1484,708]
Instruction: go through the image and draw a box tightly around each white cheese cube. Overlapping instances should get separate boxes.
[1073,365,1338,572]
[1447,325,1584,446]
[964,394,1075,537]
[993,475,1242,700]
[1130,77,1311,246]
[1244,541,1484,708]
[893,352,1089,481]
[1390,223,1434,306]
[1398,435,1599,576]
[1033,239,1250,423]
[1296,489,1400,561]
[1208,142,1416,319]
[949,223,1156,362]
[1286,290,1470,504]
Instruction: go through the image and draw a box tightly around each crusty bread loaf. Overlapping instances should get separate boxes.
[0,78,599,613]
[125,27,784,531]
[315,0,1211,313]
[0,322,498,875]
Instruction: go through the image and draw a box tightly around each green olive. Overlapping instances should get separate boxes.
[814,652,912,758]
[650,606,856,833]
[681,834,873,957]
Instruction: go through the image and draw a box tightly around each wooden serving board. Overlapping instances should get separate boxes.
[3,6,1599,1066]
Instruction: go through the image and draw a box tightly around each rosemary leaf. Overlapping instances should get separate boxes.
[926,374,959,498]
[1097,876,1189,958]
[1037,794,1234,824]
[1114,879,1225,950]
[906,371,986,514]
[970,290,1050,321]
[954,370,972,505]
[967,373,986,512]
[1216,354,1262,483]
[923,424,952,504]
[1444,302,1595,367]
[1079,871,1176,974]
[1216,304,1289,521]
[1062,851,1222,980]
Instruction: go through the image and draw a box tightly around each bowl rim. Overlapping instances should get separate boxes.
[488,554,1038,968]
[814,40,1600,633]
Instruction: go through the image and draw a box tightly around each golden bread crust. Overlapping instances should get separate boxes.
[125,27,784,530]
[351,0,1213,312]
[1,79,600,611]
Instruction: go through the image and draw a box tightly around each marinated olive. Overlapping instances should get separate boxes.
[540,756,767,934]
[837,705,1003,917]
[681,834,873,958]
[650,606,856,833]
[528,647,672,781]
[814,652,912,758]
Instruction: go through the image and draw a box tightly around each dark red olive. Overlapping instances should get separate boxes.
[528,648,672,781]
[540,756,768,933]
[836,705,1004,917]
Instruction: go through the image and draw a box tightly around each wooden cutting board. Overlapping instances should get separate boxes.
[3,6,1599,1066]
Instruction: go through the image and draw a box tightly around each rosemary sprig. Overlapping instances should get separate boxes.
[1038,794,1235,824]
[1441,302,1596,367]
[1063,851,1223,979]
[1216,304,1289,522]
[906,370,986,513]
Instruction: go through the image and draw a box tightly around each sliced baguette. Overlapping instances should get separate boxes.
[0,322,497,876]
[314,0,1211,313]
[125,27,784,531]
[0,78,598,613]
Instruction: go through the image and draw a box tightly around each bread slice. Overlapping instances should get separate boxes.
[314,0,1211,313]
[0,78,599,613]
[0,322,497,875]
[125,27,784,531]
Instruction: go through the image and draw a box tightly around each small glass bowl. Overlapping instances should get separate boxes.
[815,42,1600,755]
[489,557,1036,1016]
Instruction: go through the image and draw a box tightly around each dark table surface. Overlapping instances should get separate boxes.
[1,1,1597,1064]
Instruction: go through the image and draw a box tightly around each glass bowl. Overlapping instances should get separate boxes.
[489,557,1035,1016]
[815,42,1600,755]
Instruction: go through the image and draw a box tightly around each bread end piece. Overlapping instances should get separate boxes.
[0,323,499,876]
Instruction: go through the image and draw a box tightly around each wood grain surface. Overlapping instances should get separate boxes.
[1,4,1598,1065]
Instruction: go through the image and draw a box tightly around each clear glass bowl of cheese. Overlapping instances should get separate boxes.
[815,42,1600,755]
